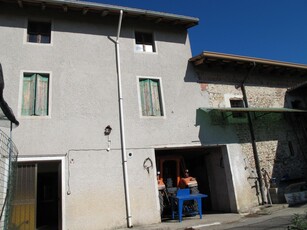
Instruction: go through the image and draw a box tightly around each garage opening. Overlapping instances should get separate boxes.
[156,146,232,215]
[10,161,61,230]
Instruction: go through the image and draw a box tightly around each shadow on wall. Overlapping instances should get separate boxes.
[268,93,307,203]
[195,109,239,145]
[195,106,307,204]
[191,60,307,205]
[184,62,200,83]
[195,109,296,144]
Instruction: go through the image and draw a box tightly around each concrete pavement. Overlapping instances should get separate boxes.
[119,204,296,230]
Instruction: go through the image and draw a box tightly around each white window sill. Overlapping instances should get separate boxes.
[19,115,51,120]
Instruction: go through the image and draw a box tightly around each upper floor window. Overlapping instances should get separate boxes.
[135,32,155,53]
[27,21,51,44]
[22,73,49,116]
[230,99,245,118]
[139,78,163,116]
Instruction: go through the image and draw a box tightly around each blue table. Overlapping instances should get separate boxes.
[170,189,208,222]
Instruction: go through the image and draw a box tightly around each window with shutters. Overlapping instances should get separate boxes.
[135,32,155,53]
[139,78,163,116]
[27,21,51,44]
[21,73,49,116]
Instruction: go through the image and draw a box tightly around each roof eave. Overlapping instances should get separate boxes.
[3,0,199,28]
[190,51,307,70]
[287,81,307,93]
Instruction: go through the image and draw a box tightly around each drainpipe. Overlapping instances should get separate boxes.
[115,10,133,228]
[238,62,265,205]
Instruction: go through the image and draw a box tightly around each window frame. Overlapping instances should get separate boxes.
[137,76,165,118]
[223,94,246,123]
[229,98,246,118]
[25,19,53,45]
[19,70,52,118]
[134,31,156,53]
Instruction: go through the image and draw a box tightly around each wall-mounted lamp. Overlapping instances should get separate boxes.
[104,125,112,151]
[104,125,112,136]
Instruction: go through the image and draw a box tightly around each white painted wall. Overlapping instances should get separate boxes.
[0,5,207,229]
[225,144,259,212]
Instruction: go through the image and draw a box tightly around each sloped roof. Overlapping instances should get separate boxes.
[1,0,199,28]
[190,51,307,77]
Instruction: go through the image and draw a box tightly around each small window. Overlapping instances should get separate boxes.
[135,32,155,52]
[27,21,51,44]
[230,99,245,118]
[139,78,163,116]
[22,73,49,116]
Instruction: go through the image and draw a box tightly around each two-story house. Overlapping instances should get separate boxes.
[0,0,202,229]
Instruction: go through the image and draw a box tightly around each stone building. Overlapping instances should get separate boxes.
[190,51,307,206]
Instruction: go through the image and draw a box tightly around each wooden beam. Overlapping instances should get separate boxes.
[194,58,204,66]
[207,58,217,62]
[63,5,68,12]
[186,22,197,28]
[17,0,23,8]
[82,8,89,15]
[137,14,146,20]
[172,20,180,25]
[101,10,109,17]
[155,17,163,23]
[41,2,46,10]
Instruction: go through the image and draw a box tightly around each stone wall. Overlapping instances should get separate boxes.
[206,82,307,185]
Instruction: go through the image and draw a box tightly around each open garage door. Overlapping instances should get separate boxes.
[155,146,232,213]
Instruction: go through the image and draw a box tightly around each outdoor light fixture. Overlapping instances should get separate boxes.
[104,125,112,136]
[104,125,112,151]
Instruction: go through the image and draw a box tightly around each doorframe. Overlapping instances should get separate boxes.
[17,156,66,230]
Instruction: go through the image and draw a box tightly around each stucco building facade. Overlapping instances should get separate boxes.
[1,0,307,229]
[0,1,203,229]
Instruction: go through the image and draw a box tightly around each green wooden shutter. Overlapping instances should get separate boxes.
[35,74,49,116]
[140,79,152,116]
[139,79,162,116]
[139,79,146,115]
[21,74,36,116]
[149,80,162,116]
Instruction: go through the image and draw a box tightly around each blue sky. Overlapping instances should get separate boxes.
[85,0,307,64]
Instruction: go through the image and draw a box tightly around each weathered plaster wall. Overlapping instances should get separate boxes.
[0,5,206,229]
[65,149,159,229]
[225,144,259,212]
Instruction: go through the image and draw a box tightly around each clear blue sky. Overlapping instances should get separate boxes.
[85,0,307,65]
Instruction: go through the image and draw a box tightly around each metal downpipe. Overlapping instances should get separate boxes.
[115,10,133,228]
[239,62,265,205]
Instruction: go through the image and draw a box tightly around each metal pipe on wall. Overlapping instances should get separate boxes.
[239,62,265,205]
[115,10,133,228]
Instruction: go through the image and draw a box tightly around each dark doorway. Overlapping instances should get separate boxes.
[155,147,213,212]
[10,161,61,230]
[37,162,60,229]
[156,146,231,213]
